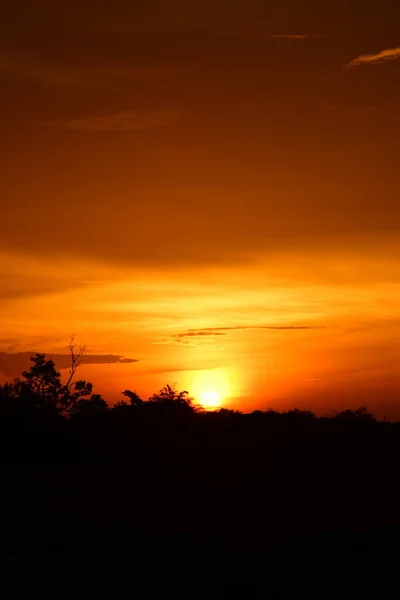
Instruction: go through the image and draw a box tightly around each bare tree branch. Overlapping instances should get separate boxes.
[65,335,87,390]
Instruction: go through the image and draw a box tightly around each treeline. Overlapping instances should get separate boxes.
[0,352,399,595]
[0,351,383,423]
[0,350,202,417]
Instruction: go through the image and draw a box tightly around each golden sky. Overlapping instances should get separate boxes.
[1,1,400,416]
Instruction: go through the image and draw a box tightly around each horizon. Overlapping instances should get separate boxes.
[0,346,398,420]
[2,1,400,418]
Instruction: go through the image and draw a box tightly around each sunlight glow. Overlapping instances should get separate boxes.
[190,368,237,410]
[200,390,221,408]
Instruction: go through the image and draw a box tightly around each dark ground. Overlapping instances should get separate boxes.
[1,408,399,597]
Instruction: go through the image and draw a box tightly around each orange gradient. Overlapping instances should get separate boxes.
[2,246,400,418]
[1,3,400,417]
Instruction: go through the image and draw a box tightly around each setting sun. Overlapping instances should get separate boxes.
[200,390,222,408]
[189,368,238,410]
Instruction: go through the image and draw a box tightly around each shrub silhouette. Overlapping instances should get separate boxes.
[148,384,193,406]
[122,389,144,406]
[336,406,376,422]
[147,384,196,415]
[71,393,109,416]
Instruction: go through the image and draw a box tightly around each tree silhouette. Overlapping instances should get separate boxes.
[0,347,108,417]
[149,385,194,407]
[122,390,144,406]
[10,353,64,415]
[285,408,316,420]
[65,336,86,390]
[21,353,62,401]
[71,393,108,416]
[216,408,242,416]
[145,384,196,416]
[336,407,376,422]
[113,400,129,408]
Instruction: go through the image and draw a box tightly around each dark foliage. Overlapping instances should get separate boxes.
[0,353,398,596]
[0,353,108,417]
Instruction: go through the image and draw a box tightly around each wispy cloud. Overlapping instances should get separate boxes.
[183,325,325,334]
[174,331,227,338]
[154,324,325,346]
[346,46,400,68]
[44,109,181,131]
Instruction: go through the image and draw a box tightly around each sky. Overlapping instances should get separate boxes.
[1,1,400,416]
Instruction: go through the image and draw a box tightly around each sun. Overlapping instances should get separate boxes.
[200,390,222,408]
[189,368,237,410]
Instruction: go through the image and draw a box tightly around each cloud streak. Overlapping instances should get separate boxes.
[181,325,326,335]
[153,324,326,346]
[45,110,181,131]
[174,331,227,338]
[346,46,400,68]
[0,352,138,377]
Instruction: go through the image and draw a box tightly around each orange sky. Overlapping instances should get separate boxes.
[1,1,400,417]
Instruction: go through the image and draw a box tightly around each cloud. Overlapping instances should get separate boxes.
[154,324,326,346]
[174,331,227,338]
[346,46,400,68]
[44,109,181,131]
[185,325,325,334]
[0,352,138,378]
[152,331,226,347]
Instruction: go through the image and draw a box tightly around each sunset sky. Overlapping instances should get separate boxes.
[1,1,400,416]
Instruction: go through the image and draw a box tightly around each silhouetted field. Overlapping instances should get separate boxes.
[0,354,399,597]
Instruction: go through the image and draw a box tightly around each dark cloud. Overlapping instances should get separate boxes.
[0,352,138,378]
[174,331,227,338]
[164,325,326,345]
